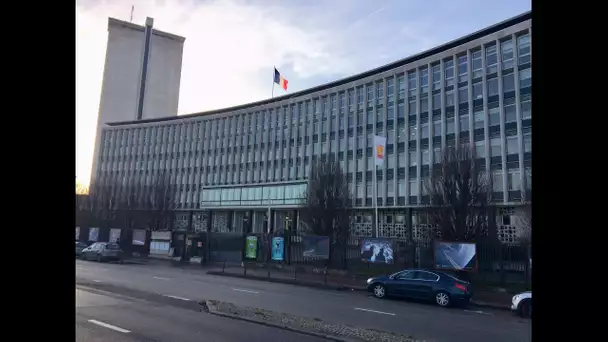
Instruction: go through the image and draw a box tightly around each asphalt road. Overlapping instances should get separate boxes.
[76,259,531,342]
[76,286,326,341]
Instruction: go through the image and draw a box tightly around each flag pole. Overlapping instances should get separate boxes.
[272,67,275,99]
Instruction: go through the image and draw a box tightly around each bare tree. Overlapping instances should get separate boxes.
[76,181,89,195]
[423,144,493,242]
[81,181,119,226]
[299,158,352,264]
[143,172,174,232]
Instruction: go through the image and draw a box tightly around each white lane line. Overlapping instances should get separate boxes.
[92,280,101,283]
[163,295,191,301]
[354,307,396,316]
[153,276,170,281]
[464,310,493,315]
[232,288,259,294]
[88,319,131,333]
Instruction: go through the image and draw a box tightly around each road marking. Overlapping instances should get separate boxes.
[92,280,101,283]
[354,307,396,316]
[88,319,131,333]
[153,276,170,281]
[232,288,259,294]
[164,295,191,301]
[464,310,493,315]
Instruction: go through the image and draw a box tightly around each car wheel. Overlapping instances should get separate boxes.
[97,254,102,262]
[372,284,386,299]
[519,299,531,318]
[435,291,451,307]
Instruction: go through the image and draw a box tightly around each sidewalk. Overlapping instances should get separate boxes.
[208,265,512,310]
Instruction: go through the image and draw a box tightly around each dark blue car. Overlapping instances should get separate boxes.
[366,269,473,308]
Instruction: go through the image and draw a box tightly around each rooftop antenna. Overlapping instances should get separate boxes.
[130,5,134,22]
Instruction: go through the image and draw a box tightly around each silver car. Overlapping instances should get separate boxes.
[81,242,124,263]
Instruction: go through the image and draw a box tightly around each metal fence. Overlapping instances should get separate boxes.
[205,232,530,289]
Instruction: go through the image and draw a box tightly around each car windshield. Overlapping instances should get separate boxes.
[106,243,120,250]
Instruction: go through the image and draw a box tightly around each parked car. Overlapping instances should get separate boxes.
[511,291,532,318]
[75,241,88,258]
[81,242,124,263]
[366,269,473,308]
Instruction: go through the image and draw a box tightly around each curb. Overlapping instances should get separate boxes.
[203,300,360,342]
[207,271,511,311]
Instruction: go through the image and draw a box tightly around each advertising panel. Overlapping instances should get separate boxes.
[301,236,330,259]
[360,238,395,264]
[245,236,258,259]
[271,237,285,261]
[434,241,477,271]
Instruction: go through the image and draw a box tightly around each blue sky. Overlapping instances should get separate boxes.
[76,0,531,185]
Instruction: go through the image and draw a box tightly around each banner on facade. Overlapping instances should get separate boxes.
[373,135,387,166]
[245,236,258,259]
[271,237,285,261]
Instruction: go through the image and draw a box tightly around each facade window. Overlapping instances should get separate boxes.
[475,140,485,158]
[458,84,468,103]
[387,78,394,98]
[503,72,515,93]
[508,169,521,191]
[474,109,484,129]
[492,170,503,192]
[490,137,501,157]
[433,120,441,137]
[446,118,455,134]
[408,71,417,96]
[524,133,531,152]
[397,75,405,98]
[506,135,518,154]
[409,126,417,140]
[504,99,516,123]
[519,69,531,88]
[357,87,364,104]
[420,95,428,112]
[434,147,441,163]
[489,107,500,126]
[471,50,482,78]
[421,148,429,165]
[501,39,514,69]
[420,68,429,94]
[521,98,531,119]
[518,34,531,65]
[409,180,419,196]
[458,55,468,82]
[444,59,454,87]
[485,44,498,74]
[398,103,405,118]
[376,82,384,100]
[487,77,498,97]
[432,64,441,91]
[409,151,417,166]
[432,93,441,110]
[445,89,454,107]
[460,115,469,132]
[408,98,417,115]
[421,122,429,139]
[472,81,483,99]
[398,180,405,197]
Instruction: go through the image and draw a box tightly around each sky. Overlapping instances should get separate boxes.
[76,0,531,186]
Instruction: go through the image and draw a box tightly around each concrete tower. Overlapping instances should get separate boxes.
[90,17,185,184]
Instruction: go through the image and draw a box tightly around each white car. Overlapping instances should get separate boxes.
[511,291,532,318]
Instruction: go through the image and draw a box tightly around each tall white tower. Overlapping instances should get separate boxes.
[90,17,185,184]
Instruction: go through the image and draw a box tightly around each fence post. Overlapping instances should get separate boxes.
[324,266,328,285]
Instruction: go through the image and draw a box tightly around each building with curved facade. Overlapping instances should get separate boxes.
[95,12,531,245]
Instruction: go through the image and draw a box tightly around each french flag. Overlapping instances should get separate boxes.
[274,68,288,91]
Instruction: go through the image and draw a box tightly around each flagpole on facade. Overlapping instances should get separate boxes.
[272,67,275,99]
